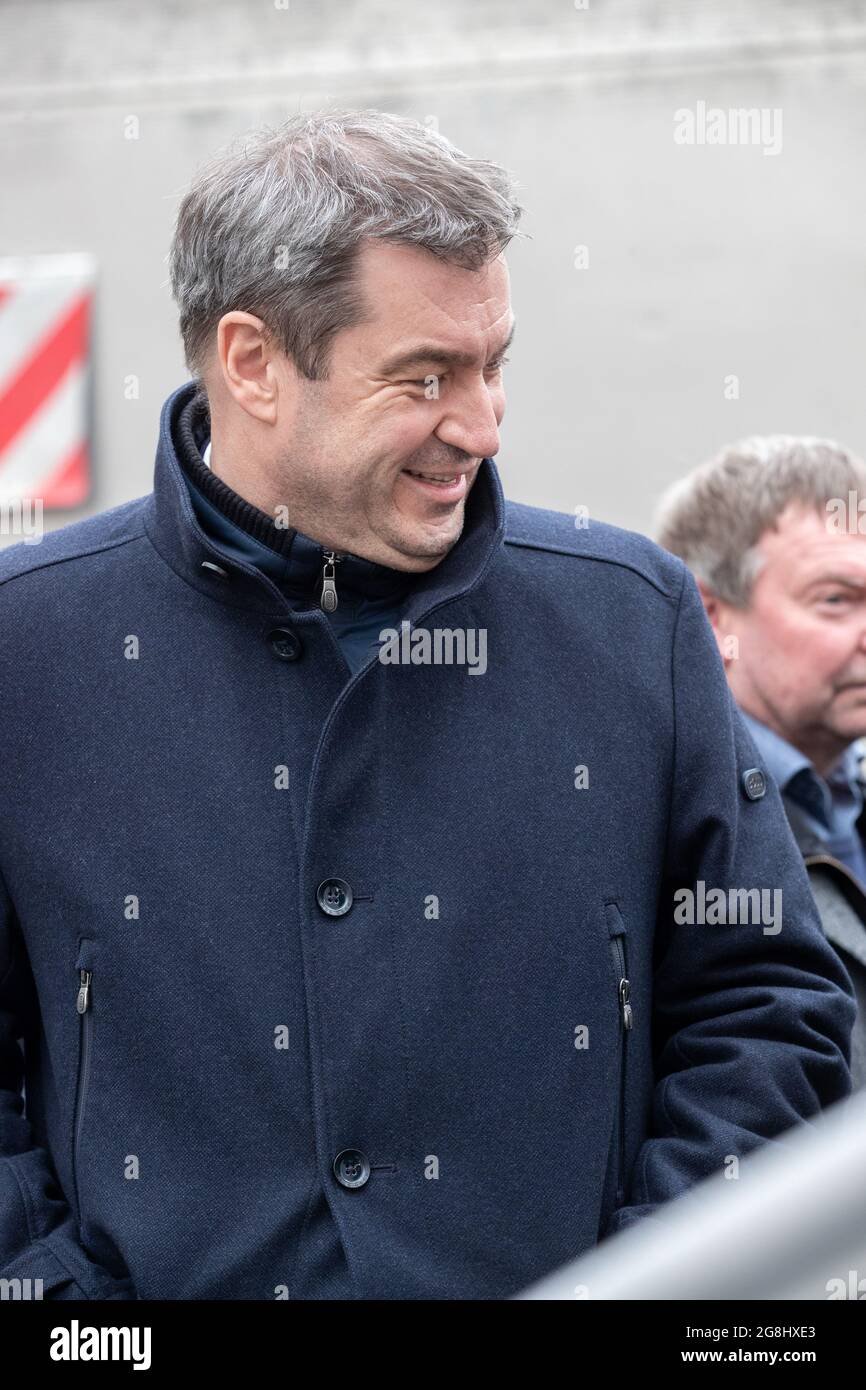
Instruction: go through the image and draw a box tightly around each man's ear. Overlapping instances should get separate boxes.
[216,312,280,425]
[695,579,738,665]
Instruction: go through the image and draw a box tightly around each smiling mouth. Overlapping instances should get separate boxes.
[402,468,467,485]
[399,466,472,501]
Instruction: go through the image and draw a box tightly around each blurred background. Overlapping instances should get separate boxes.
[1,0,864,543]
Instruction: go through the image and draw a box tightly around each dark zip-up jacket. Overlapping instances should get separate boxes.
[0,380,856,1300]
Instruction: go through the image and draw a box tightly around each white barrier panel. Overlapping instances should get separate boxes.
[0,252,95,509]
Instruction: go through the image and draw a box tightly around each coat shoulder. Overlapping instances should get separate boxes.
[0,497,149,594]
[503,499,686,600]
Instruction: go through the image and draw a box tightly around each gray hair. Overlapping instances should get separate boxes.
[168,108,525,384]
[656,435,866,606]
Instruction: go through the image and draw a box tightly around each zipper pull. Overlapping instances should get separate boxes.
[77,969,92,1014]
[618,978,633,1030]
[320,550,342,613]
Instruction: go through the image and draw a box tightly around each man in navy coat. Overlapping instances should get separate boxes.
[0,109,856,1301]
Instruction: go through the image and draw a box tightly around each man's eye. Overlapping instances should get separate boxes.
[403,357,510,387]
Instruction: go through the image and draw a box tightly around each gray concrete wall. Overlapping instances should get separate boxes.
[1,0,864,539]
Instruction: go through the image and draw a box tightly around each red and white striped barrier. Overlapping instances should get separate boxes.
[0,253,95,509]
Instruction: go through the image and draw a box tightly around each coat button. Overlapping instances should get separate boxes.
[316,878,354,916]
[742,767,766,800]
[268,627,303,662]
[333,1149,371,1189]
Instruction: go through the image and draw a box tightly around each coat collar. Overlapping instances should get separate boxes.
[176,387,418,605]
[143,379,507,620]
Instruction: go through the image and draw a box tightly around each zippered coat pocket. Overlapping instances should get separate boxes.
[605,903,633,1206]
[71,936,95,1240]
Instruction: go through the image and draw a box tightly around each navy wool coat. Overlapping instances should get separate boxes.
[0,381,855,1300]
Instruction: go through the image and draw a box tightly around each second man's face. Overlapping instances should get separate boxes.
[721,502,866,763]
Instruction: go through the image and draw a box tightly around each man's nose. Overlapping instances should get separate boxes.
[435,376,503,462]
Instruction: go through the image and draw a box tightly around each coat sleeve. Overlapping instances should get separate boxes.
[603,561,857,1239]
[0,868,137,1298]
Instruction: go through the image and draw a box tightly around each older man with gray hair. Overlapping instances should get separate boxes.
[658,435,866,1088]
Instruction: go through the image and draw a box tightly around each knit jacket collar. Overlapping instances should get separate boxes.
[143,380,507,622]
[175,387,415,604]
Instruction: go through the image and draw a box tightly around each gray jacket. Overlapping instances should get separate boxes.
[782,793,866,1091]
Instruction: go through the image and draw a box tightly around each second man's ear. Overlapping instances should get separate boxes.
[695,579,738,664]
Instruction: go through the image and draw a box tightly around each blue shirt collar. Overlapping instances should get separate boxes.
[739,710,866,824]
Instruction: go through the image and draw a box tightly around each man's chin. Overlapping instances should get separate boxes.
[825,706,866,748]
[832,684,866,711]
[388,507,465,564]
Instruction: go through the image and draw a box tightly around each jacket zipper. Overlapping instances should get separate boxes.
[319,550,344,613]
[73,966,93,1230]
[609,931,633,1204]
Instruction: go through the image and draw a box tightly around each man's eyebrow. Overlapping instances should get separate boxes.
[378,322,516,377]
[804,573,866,590]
